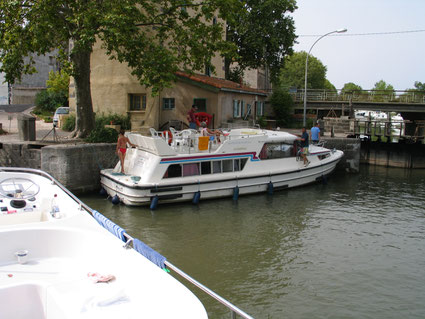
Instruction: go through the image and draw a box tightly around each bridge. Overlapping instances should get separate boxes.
[288,89,425,138]
[290,89,425,116]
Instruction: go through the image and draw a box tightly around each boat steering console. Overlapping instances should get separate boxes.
[0,177,40,212]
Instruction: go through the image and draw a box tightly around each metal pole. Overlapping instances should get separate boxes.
[303,28,347,127]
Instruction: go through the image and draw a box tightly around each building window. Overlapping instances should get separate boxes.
[163,98,175,110]
[130,94,146,111]
[193,98,207,112]
[256,101,264,116]
[233,100,242,118]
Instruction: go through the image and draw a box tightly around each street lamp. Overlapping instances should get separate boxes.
[303,28,347,127]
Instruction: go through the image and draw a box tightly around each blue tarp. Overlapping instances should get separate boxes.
[133,238,167,270]
[92,210,126,242]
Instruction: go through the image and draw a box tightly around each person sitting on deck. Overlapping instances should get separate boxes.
[200,121,221,142]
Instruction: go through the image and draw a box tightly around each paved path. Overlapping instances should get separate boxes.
[0,105,71,143]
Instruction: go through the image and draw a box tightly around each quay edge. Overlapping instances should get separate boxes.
[0,138,360,194]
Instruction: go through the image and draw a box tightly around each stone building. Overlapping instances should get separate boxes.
[69,41,268,133]
[0,53,60,105]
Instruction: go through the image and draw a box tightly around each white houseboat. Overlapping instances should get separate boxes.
[100,128,344,207]
[0,168,218,318]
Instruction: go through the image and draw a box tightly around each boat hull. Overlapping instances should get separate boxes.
[100,153,342,206]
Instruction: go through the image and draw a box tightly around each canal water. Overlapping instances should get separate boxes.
[81,166,425,319]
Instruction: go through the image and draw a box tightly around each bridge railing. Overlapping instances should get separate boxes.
[290,89,425,104]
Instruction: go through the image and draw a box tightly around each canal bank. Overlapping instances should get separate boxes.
[0,142,117,193]
[361,140,425,168]
[1,135,360,193]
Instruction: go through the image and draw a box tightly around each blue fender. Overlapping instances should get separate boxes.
[233,186,239,201]
[192,191,201,204]
[111,195,120,205]
[150,195,159,210]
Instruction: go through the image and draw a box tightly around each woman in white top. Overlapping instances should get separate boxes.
[200,122,221,140]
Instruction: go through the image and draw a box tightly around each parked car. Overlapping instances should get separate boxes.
[53,107,69,126]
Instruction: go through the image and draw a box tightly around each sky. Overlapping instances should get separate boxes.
[291,0,425,91]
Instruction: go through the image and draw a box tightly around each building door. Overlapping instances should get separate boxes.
[193,98,207,112]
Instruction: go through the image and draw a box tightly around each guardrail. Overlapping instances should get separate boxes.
[289,89,425,104]
[0,167,255,319]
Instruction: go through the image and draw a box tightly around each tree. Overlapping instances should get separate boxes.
[225,0,297,82]
[324,79,336,92]
[278,51,328,90]
[341,82,363,94]
[47,71,69,98]
[413,81,425,91]
[372,80,395,102]
[270,86,294,127]
[0,0,239,137]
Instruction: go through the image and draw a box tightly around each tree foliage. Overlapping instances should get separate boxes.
[413,81,425,91]
[225,0,297,82]
[270,87,294,127]
[278,51,328,90]
[341,82,363,94]
[34,90,67,113]
[324,79,336,92]
[0,0,240,137]
[46,71,69,96]
[372,80,395,102]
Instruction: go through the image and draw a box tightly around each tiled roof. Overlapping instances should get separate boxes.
[176,71,267,95]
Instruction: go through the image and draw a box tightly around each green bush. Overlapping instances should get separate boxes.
[95,114,131,130]
[62,114,76,132]
[85,127,118,143]
[270,88,294,127]
[257,116,267,128]
[34,90,67,113]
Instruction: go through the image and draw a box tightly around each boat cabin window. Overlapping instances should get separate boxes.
[233,158,248,171]
[259,143,294,160]
[183,163,200,177]
[163,164,182,178]
[318,153,331,160]
[201,161,211,175]
[163,158,248,179]
[212,161,221,174]
[222,160,233,172]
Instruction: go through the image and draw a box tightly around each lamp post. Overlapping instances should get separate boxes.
[303,28,347,127]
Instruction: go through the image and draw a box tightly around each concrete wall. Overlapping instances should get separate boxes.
[0,144,43,169]
[322,137,361,173]
[0,143,117,194]
[361,141,425,168]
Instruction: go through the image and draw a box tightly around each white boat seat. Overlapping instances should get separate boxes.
[149,128,159,138]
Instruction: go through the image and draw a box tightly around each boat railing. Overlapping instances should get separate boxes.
[0,167,255,319]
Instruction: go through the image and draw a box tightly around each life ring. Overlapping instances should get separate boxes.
[195,112,213,127]
[163,130,173,145]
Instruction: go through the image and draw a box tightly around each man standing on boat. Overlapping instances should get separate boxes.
[116,130,136,174]
[187,105,198,129]
[310,122,320,145]
[298,127,310,167]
